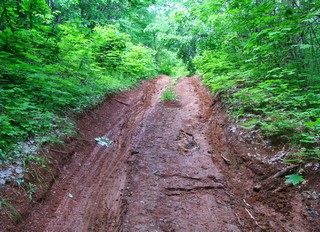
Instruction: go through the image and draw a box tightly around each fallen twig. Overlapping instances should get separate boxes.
[245,208,259,226]
[224,190,234,198]
[235,213,244,226]
[272,164,299,179]
[78,138,92,143]
[272,183,292,193]
[221,155,231,165]
[49,149,69,154]
[243,199,251,207]
[114,98,130,106]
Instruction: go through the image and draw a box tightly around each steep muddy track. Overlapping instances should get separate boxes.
[17,76,170,231]
[14,76,319,232]
[120,77,239,231]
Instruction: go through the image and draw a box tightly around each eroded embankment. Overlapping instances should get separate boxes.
[202,87,316,232]
[5,75,319,232]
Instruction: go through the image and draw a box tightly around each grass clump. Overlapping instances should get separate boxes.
[161,87,178,101]
[0,199,22,222]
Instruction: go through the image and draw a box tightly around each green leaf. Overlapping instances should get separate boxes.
[285,174,304,185]
[298,44,313,50]
[305,118,320,127]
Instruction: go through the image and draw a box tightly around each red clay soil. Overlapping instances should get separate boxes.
[1,75,319,231]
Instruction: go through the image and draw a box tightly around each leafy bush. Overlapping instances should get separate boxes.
[93,25,128,68]
[158,49,188,77]
[188,0,320,162]
[118,43,157,79]
[196,53,320,162]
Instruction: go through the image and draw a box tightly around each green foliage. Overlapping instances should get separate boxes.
[93,25,128,68]
[157,49,188,77]
[0,199,22,222]
[28,183,36,200]
[22,154,45,167]
[143,2,190,75]
[202,75,236,93]
[227,79,320,147]
[285,174,304,186]
[194,51,235,76]
[0,1,158,163]
[118,43,157,79]
[240,118,260,130]
[190,0,320,161]
[161,87,178,101]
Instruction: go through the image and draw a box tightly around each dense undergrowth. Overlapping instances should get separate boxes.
[0,22,157,163]
[191,0,320,162]
[198,61,320,161]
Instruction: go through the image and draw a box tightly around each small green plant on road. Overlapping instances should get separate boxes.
[161,87,177,101]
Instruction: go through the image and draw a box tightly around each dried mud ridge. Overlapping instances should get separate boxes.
[8,76,319,231]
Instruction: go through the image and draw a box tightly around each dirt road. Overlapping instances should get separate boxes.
[14,76,319,231]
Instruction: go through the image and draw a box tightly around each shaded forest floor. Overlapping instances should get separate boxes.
[1,76,319,231]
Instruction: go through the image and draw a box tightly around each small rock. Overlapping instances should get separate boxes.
[305,162,313,168]
[310,191,319,200]
[253,184,262,192]
[2,169,13,177]
[15,167,24,174]
[307,207,319,219]
[15,160,22,165]
[230,126,237,133]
